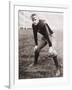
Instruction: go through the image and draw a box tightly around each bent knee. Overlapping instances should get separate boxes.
[53,50,57,56]
[34,48,40,53]
[48,49,57,57]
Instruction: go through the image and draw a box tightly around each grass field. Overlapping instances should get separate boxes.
[19,28,63,79]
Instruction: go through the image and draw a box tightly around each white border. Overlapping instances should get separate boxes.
[9,1,71,89]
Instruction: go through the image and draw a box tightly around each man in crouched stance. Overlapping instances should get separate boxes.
[30,13,61,76]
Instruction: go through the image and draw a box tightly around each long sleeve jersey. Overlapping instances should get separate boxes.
[32,20,53,47]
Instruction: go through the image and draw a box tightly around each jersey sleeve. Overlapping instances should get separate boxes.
[47,24,53,34]
[32,24,38,45]
[44,21,53,35]
[43,24,52,47]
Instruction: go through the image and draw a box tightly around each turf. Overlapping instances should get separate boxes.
[19,28,63,79]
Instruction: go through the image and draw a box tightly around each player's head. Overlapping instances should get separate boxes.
[31,13,39,25]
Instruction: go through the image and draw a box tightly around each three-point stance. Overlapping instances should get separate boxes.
[31,14,61,76]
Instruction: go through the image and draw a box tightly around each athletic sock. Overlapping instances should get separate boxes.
[34,51,39,65]
[53,56,59,69]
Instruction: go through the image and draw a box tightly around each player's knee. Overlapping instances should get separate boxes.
[48,49,57,57]
[34,48,40,53]
[53,50,57,56]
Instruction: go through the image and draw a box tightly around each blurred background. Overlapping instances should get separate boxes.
[18,10,63,31]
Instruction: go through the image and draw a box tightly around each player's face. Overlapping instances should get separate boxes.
[32,15,39,25]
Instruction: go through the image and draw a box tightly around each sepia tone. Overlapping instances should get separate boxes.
[19,10,63,79]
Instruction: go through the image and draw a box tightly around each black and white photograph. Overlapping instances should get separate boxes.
[19,10,63,79]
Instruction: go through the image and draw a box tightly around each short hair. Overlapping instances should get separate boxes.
[31,13,37,18]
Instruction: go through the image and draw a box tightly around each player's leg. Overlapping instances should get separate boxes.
[53,55,61,76]
[49,33,61,76]
[34,37,47,65]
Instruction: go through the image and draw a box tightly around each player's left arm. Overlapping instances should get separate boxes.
[43,24,52,47]
[44,20,54,35]
[46,23,54,35]
[43,23,54,54]
[44,23,55,39]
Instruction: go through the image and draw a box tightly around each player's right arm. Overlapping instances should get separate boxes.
[32,24,38,51]
[32,24,38,45]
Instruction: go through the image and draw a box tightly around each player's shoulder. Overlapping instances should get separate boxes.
[32,23,35,28]
[39,19,48,26]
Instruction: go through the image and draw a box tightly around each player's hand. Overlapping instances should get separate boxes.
[48,46,53,55]
[34,45,38,52]
[50,32,55,37]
